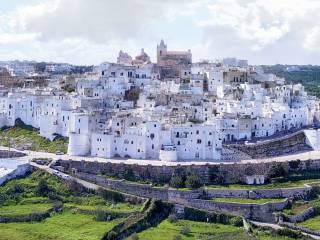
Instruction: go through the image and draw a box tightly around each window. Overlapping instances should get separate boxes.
[196,130,199,135]
[138,149,140,153]
[197,139,201,144]
[177,141,180,145]
[208,141,211,146]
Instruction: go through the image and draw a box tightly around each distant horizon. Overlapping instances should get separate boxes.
[1,58,320,68]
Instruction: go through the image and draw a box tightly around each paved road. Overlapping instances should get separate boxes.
[2,145,320,166]
[30,162,99,190]
[251,221,320,240]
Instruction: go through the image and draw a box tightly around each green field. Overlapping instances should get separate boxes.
[64,202,142,213]
[0,210,122,240]
[129,219,303,240]
[0,203,52,217]
[298,215,320,231]
[212,198,286,204]
[0,126,68,153]
[131,219,252,240]
[0,170,314,240]
[0,170,141,240]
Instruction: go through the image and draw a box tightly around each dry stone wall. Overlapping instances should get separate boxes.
[205,186,312,200]
[185,198,289,223]
[55,157,320,185]
[284,207,316,223]
[230,131,311,159]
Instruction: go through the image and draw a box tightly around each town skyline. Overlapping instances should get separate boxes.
[1,0,320,65]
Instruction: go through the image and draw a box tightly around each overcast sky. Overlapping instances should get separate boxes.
[0,0,320,65]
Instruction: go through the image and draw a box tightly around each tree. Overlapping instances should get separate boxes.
[268,163,288,178]
[170,175,185,188]
[185,174,201,189]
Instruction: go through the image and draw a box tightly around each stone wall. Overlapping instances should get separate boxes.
[205,186,313,200]
[0,163,33,186]
[73,171,294,223]
[55,157,320,185]
[0,150,26,158]
[230,131,311,159]
[185,198,289,223]
[281,222,320,237]
[75,172,169,200]
[284,207,316,223]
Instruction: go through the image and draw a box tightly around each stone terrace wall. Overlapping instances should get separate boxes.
[284,207,316,223]
[230,131,312,159]
[0,150,26,158]
[205,186,313,200]
[185,198,289,223]
[75,172,169,200]
[0,163,33,186]
[55,157,320,185]
[74,172,290,223]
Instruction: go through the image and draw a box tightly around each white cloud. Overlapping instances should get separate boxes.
[198,0,319,50]
[304,26,320,51]
[1,0,320,64]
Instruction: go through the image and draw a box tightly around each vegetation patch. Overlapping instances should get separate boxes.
[212,198,286,204]
[0,119,68,153]
[298,215,320,231]
[0,169,142,240]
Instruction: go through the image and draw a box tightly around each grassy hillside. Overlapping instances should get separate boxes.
[0,170,141,240]
[0,126,68,153]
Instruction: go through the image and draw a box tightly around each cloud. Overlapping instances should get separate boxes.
[198,0,319,50]
[1,0,320,64]
[304,26,320,51]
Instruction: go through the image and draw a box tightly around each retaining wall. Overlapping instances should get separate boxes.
[185,198,289,223]
[55,157,320,185]
[0,163,33,186]
[205,186,313,200]
[284,207,316,223]
[73,171,299,223]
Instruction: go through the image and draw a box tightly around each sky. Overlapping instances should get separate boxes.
[0,0,320,65]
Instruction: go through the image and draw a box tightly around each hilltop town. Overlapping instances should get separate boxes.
[0,40,319,163]
[2,41,320,240]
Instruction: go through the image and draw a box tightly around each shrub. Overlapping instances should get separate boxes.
[277,227,304,238]
[172,235,182,240]
[170,175,185,188]
[96,187,125,203]
[124,169,136,182]
[230,216,243,227]
[95,209,111,221]
[268,164,288,178]
[168,214,178,223]
[35,179,50,197]
[131,233,139,240]
[185,174,201,189]
[52,201,63,212]
[180,225,191,235]
[107,231,117,240]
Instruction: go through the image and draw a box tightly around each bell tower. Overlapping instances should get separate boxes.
[157,39,167,64]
